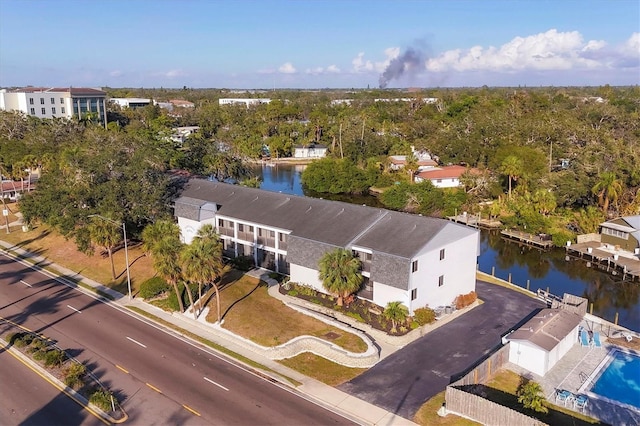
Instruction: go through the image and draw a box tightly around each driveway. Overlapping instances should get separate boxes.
[338,280,546,420]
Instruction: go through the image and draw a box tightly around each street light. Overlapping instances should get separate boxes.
[88,214,132,301]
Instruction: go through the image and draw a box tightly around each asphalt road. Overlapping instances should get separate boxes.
[339,280,546,419]
[0,348,105,426]
[0,252,355,425]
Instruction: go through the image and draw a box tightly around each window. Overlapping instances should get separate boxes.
[51,97,55,104]
[61,107,65,114]
[412,260,418,273]
[41,107,46,114]
[218,219,224,227]
[51,107,56,114]
[60,98,64,104]
[30,108,35,115]
[40,98,45,104]
[440,249,445,260]
[238,224,244,232]
[438,275,445,287]
[29,98,34,105]
[411,288,417,300]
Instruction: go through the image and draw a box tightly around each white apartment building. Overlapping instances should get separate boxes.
[0,87,107,124]
[218,98,272,107]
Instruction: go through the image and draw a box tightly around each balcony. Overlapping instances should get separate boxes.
[219,227,234,237]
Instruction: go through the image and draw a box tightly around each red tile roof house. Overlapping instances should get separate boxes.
[415,165,479,189]
[173,180,480,314]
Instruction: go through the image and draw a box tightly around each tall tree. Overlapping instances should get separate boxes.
[181,225,224,321]
[142,221,185,312]
[499,155,523,198]
[88,218,123,280]
[592,171,624,214]
[318,248,363,306]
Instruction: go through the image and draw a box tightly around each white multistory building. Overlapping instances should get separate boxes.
[0,87,107,124]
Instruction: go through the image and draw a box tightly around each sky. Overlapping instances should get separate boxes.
[1,0,638,89]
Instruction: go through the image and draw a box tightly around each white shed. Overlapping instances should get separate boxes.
[503,309,582,377]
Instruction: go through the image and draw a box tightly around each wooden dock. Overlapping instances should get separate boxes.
[447,214,502,229]
[500,229,555,249]
[566,242,640,282]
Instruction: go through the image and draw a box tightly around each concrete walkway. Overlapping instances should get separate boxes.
[0,241,418,426]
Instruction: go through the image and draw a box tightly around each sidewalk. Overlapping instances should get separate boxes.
[0,241,418,426]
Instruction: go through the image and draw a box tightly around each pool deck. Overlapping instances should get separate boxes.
[508,333,640,426]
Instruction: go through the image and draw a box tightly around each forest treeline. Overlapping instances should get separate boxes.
[0,85,638,247]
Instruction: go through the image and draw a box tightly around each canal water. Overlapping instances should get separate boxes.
[251,163,640,332]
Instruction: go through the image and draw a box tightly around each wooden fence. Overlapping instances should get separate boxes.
[445,386,546,426]
[445,343,547,425]
[450,343,510,386]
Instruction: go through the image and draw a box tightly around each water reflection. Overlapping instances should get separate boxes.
[252,163,640,332]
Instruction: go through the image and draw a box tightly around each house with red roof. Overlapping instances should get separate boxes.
[415,165,477,188]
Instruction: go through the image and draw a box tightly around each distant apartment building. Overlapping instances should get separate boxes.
[110,97,151,109]
[218,98,272,107]
[0,87,107,124]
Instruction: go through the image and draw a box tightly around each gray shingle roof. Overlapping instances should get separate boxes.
[176,179,477,261]
[506,309,582,352]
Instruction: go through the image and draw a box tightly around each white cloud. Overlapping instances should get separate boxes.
[109,70,123,77]
[326,64,340,73]
[305,65,341,75]
[164,69,186,78]
[352,48,400,74]
[278,62,297,74]
[424,29,628,73]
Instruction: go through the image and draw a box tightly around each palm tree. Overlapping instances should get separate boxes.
[153,237,185,313]
[142,221,186,312]
[181,225,224,321]
[499,155,523,198]
[318,248,363,306]
[142,220,181,257]
[383,301,408,333]
[89,218,122,280]
[592,171,624,214]
[404,154,418,183]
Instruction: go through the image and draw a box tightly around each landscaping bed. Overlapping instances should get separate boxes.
[0,321,125,421]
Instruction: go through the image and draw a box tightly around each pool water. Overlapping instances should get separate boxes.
[590,350,640,410]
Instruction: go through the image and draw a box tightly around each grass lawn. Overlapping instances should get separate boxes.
[278,353,366,386]
[211,271,368,353]
[485,369,601,425]
[413,391,480,426]
[1,215,155,297]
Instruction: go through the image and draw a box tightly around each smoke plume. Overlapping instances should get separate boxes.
[378,47,426,89]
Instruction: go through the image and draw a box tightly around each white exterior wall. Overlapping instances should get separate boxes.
[289,264,324,292]
[407,231,478,313]
[414,176,461,188]
[293,147,327,158]
[372,282,410,310]
[508,341,547,377]
[177,216,216,244]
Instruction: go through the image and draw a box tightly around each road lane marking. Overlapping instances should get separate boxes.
[67,305,82,314]
[20,280,32,287]
[126,336,147,348]
[182,405,201,416]
[115,365,129,374]
[204,376,229,391]
[146,383,162,393]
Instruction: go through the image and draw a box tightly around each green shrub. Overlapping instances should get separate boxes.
[138,276,170,299]
[552,229,575,247]
[8,332,28,347]
[89,389,114,412]
[32,349,47,361]
[229,255,254,271]
[413,307,436,326]
[410,321,419,329]
[64,363,87,388]
[295,284,316,297]
[166,282,198,312]
[287,290,299,297]
[44,349,67,367]
[345,312,365,323]
[517,380,548,414]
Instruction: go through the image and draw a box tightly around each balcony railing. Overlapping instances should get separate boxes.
[219,227,234,237]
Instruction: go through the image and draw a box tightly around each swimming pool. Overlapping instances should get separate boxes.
[589,349,640,410]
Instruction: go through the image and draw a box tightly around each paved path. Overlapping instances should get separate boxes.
[338,281,546,419]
